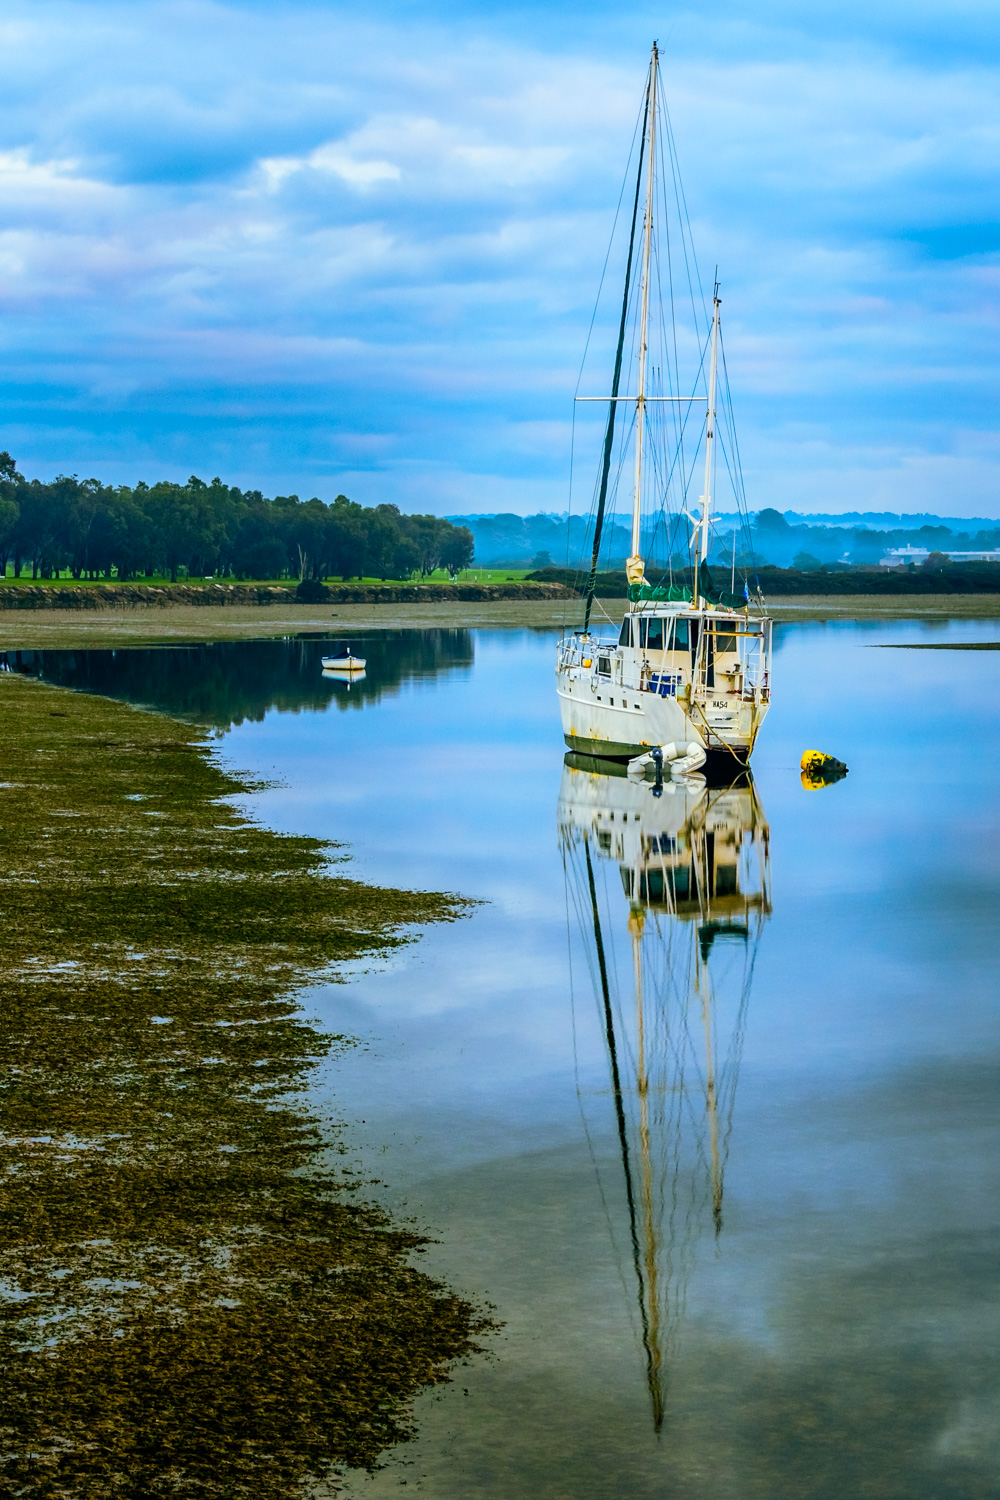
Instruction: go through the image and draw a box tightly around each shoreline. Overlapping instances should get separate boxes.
[0,592,995,650]
[0,671,489,1490]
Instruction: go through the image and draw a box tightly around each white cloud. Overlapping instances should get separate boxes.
[259,143,401,191]
[0,1,998,511]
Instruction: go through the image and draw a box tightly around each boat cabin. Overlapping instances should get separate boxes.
[584,606,770,702]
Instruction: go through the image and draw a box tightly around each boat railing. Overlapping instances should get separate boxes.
[557,634,616,672]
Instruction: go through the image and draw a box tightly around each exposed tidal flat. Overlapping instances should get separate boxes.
[3,617,1000,1498]
[0,591,997,652]
[0,673,492,1498]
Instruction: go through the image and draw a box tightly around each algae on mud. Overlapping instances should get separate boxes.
[0,673,492,1498]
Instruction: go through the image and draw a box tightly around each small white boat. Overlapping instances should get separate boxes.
[627,741,707,779]
[321,647,366,672]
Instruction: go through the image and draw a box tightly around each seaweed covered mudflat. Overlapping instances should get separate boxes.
[0,674,492,1498]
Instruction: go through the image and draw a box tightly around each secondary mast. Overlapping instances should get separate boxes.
[692,285,720,607]
[625,43,659,601]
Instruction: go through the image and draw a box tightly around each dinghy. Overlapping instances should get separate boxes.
[321,646,366,672]
[627,741,707,779]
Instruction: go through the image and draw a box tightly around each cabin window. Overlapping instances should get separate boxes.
[670,619,690,651]
[645,618,664,650]
[714,630,737,653]
[618,618,633,648]
[597,656,612,676]
[715,864,738,897]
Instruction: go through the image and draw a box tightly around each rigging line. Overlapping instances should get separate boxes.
[643,385,707,577]
[718,338,759,581]
[566,402,576,569]
[718,947,756,1180]
[716,354,749,540]
[662,116,705,353]
[573,96,646,401]
[652,104,685,476]
[582,225,645,552]
[661,94,709,330]
[652,326,711,519]
[714,430,743,515]
[641,369,699,578]
[598,408,639,575]
[649,222,682,526]
[584,839,663,1431]
[583,64,651,635]
[716,397,748,528]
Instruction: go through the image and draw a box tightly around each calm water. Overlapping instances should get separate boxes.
[13,619,1000,1498]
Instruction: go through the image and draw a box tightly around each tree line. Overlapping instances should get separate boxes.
[530,557,1000,596]
[0,455,475,582]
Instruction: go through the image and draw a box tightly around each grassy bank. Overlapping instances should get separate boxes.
[0,567,532,591]
[0,674,492,1498]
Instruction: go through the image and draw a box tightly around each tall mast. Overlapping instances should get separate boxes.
[626,43,658,598]
[692,285,720,606]
[581,68,650,635]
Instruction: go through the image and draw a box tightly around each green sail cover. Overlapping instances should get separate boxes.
[628,566,749,611]
[704,583,749,609]
[627,583,692,603]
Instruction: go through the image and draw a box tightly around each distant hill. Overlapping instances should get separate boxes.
[448,509,1000,571]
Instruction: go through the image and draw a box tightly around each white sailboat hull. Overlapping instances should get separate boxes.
[558,676,694,757]
[556,615,770,762]
[558,683,759,760]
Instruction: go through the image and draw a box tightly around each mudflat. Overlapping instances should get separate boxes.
[0,592,996,648]
[0,598,582,647]
[765,593,1000,620]
[0,672,490,1497]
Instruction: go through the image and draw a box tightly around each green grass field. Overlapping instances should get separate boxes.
[0,566,532,587]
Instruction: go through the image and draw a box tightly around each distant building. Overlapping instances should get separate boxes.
[880,546,1000,567]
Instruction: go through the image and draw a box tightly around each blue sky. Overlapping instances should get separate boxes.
[2,0,1000,517]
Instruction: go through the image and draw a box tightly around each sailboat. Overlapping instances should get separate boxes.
[559,758,770,1428]
[556,44,771,772]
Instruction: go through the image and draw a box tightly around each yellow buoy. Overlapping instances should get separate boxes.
[800,749,848,789]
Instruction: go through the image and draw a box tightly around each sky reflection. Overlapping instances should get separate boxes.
[21,620,1000,1495]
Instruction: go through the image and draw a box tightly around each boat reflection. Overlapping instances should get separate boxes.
[322,666,367,687]
[558,754,770,1431]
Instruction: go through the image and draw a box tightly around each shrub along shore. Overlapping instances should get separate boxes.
[0,673,493,1498]
[0,579,576,609]
[530,561,1000,596]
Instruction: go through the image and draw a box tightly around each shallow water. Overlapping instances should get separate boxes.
[12,617,1000,1498]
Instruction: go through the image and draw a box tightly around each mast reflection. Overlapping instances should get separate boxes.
[558,754,770,1431]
